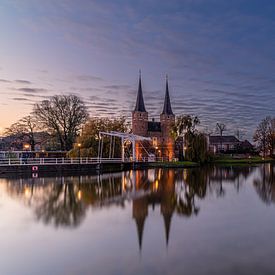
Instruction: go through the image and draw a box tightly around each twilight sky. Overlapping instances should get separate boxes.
[0,0,275,139]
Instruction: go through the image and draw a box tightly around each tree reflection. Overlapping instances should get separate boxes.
[34,180,86,227]
[253,164,275,204]
[3,164,255,249]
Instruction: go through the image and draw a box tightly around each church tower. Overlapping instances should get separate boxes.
[132,71,148,137]
[160,76,175,160]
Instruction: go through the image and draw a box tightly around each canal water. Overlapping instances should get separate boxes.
[0,164,275,275]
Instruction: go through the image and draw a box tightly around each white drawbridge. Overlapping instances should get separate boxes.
[98,131,151,162]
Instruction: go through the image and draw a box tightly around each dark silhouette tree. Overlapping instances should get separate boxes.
[4,115,38,151]
[34,94,89,151]
[254,116,275,157]
[69,116,128,157]
[216,122,226,153]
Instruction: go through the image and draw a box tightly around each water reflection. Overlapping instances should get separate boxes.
[253,163,275,204]
[2,164,275,275]
[4,164,274,252]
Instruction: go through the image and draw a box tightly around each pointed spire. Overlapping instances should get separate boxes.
[135,217,146,251]
[162,75,174,115]
[133,197,148,252]
[134,70,147,112]
[163,212,172,247]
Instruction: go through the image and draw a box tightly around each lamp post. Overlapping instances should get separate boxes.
[23,144,30,164]
[181,131,187,160]
[77,143,81,164]
[183,146,187,160]
[155,146,158,161]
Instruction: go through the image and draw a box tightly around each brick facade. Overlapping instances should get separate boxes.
[132,75,175,161]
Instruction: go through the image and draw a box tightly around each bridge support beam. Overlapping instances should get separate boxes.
[121,137,125,162]
[99,131,151,163]
[132,140,136,162]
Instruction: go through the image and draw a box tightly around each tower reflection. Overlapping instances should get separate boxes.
[3,164,266,251]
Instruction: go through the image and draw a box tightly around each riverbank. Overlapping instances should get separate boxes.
[0,156,273,177]
[147,161,199,168]
[212,156,275,165]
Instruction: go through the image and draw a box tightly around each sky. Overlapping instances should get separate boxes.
[0,0,274,140]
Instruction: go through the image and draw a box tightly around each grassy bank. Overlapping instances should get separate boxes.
[147,161,199,168]
[212,156,274,164]
[145,156,274,168]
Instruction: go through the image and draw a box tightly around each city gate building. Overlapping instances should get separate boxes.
[132,74,175,161]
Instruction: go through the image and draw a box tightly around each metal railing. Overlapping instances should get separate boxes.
[0,157,123,166]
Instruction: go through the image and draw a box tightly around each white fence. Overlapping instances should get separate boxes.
[0,157,123,166]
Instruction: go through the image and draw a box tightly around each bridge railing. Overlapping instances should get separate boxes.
[0,157,123,166]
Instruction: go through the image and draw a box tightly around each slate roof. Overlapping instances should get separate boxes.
[209,136,240,144]
[134,73,147,112]
[240,140,253,148]
[161,77,174,115]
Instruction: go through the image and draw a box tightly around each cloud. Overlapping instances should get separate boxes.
[76,75,103,82]
[38,69,48,73]
[2,0,275,140]
[12,97,30,101]
[17,88,47,93]
[103,85,132,90]
[0,79,11,83]
[14,80,32,84]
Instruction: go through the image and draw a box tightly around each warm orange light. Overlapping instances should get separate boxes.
[77,143,81,148]
[183,169,188,181]
[77,190,82,200]
[24,144,30,149]
[24,187,30,197]
[154,180,159,191]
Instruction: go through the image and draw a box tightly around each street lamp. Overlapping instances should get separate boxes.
[24,144,30,151]
[155,146,158,161]
[77,143,81,163]
[183,145,187,159]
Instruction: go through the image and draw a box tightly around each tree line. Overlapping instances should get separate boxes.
[5,94,89,151]
[253,116,275,157]
[4,93,275,161]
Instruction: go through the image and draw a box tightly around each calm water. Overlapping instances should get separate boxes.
[0,165,275,275]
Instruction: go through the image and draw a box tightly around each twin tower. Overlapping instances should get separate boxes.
[132,73,175,161]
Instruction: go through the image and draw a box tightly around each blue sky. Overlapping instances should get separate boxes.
[0,0,274,139]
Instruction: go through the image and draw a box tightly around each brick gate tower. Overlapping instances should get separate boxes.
[132,73,175,161]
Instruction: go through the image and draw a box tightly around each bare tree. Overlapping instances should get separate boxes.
[216,123,226,152]
[5,115,38,151]
[33,95,89,151]
[253,116,275,157]
[271,118,275,156]
[216,123,226,136]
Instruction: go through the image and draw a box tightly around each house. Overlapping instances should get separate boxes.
[209,135,254,154]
